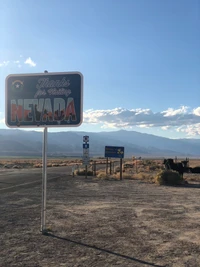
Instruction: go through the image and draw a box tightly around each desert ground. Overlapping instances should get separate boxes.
[1,158,200,267]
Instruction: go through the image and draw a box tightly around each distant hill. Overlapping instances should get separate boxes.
[0,129,199,158]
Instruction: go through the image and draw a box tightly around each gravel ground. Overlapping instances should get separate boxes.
[1,174,200,267]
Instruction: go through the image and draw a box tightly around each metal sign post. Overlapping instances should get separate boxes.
[82,136,90,178]
[41,71,48,234]
[120,158,123,180]
[136,158,138,173]
[106,157,108,175]
[41,126,48,234]
[104,146,125,180]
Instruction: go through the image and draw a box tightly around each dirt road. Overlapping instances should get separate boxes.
[1,171,200,267]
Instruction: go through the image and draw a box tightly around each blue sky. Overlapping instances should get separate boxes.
[0,0,199,138]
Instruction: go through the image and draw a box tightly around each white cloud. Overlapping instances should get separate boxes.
[161,106,189,117]
[1,105,200,137]
[0,61,10,67]
[193,107,200,116]
[161,126,171,130]
[0,56,36,68]
[13,60,22,68]
[176,124,200,137]
[24,57,36,67]
[83,106,200,136]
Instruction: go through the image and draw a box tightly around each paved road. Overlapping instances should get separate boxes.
[0,162,117,193]
[0,166,73,193]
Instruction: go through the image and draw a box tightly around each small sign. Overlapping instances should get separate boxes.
[83,149,89,156]
[5,72,83,128]
[83,135,89,143]
[105,146,125,158]
[82,162,89,166]
[83,143,89,149]
[83,154,90,160]
[82,159,90,165]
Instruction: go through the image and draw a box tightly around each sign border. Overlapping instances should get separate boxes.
[5,71,83,128]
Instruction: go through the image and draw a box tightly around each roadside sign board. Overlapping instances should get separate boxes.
[83,149,89,156]
[82,162,89,166]
[82,158,90,165]
[83,154,90,160]
[83,143,89,149]
[83,135,89,143]
[105,146,125,158]
[5,72,83,128]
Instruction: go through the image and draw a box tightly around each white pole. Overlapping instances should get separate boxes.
[41,70,48,234]
[41,126,48,234]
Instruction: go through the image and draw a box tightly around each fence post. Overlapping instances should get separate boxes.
[120,158,123,180]
[106,157,108,174]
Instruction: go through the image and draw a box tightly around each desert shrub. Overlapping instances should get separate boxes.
[33,164,42,168]
[114,166,120,173]
[96,171,108,179]
[155,170,184,186]
[149,165,158,171]
[75,168,93,176]
[115,172,133,179]
[137,173,147,180]
[143,159,152,166]
[136,172,154,182]
[59,163,67,166]
[96,171,120,180]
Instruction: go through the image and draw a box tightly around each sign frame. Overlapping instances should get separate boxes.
[5,71,83,128]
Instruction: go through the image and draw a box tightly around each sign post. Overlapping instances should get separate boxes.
[41,71,48,235]
[41,126,48,233]
[120,158,123,180]
[82,136,90,178]
[105,146,125,179]
[5,71,83,234]
[106,157,108,175]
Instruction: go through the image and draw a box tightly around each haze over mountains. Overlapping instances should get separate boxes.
[0,129,200,158]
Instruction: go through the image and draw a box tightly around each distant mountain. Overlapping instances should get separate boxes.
[0,129,199,158]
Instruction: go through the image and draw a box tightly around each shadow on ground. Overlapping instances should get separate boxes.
[46,233,166,267]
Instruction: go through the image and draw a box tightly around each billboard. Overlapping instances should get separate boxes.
[105,146,125,158]
[5,72,83,128]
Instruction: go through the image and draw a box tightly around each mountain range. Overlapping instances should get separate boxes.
[0,129,200,158]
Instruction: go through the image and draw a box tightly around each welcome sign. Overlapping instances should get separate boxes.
[5,72,83,128]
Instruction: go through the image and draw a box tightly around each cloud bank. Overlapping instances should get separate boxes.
[83,106,200,136]
[1,105,200,136]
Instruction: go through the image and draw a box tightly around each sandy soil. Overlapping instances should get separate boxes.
[1,171,200,267]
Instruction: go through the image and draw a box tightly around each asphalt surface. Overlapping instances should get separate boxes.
[0,166,73,193]
[0,162,119,193]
